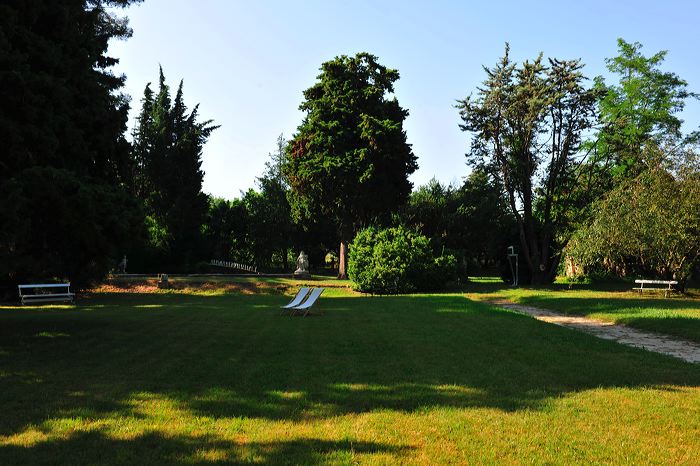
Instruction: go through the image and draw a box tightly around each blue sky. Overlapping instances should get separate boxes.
[108,0,700,200]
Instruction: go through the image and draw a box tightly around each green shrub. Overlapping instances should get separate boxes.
[348,226,458,294]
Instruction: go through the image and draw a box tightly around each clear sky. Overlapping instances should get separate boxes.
[108,0,700,200]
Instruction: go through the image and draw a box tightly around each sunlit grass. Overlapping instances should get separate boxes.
[467,282,700,343]
[1,285,699,464]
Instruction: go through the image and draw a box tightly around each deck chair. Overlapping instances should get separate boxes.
[290,287,324,317]
[280,287,310,315]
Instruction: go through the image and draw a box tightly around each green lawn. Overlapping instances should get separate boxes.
[1,284,699,464]
[467,279,700,344]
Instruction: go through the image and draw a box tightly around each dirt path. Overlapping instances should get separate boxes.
[488,299,700,364]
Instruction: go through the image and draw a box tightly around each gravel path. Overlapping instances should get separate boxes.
[488,300,700,364]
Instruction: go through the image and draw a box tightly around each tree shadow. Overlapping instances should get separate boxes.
[0,430,413,465]
[1,292,699,461]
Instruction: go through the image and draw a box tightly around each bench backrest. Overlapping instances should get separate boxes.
[18,283,72,295]
[634,279,678,285]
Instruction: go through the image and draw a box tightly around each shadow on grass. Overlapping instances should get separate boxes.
[1,292,699,463]
[0,430,412,465]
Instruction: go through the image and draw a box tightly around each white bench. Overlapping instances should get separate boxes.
[18,283,75,305]
[633,279,678,297]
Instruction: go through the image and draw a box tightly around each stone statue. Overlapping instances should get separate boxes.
[118,255,128,274]
[294,251,310,278]
[157,273,170,289]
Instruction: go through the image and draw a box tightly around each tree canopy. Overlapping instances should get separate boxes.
[0,0,142,291]
[568,145,700,285]
[284,53,418,278]
[0,0,140,181]
[3,17,699,291]
[593,39,699,180]
[131,68,219,270]
[401,171,516,275]
[457,45,599,284]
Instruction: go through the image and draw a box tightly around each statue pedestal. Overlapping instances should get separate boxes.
[293,270,311,279]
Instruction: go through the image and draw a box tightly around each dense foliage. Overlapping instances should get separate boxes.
[568,147,700,285]
[0,0,142,291]
[0,168,142,286]
[401,170,517,276]
[285,53,418,278]
[200,136,338,273]
[593,39,699,182]
[250,135,295,269]
[564,40,700,284]
[130,68,218,271]
[457,45,599,285]
[348,226,458,294]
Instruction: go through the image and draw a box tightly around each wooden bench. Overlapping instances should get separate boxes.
[18,283,75,305]
[633,279,678,298]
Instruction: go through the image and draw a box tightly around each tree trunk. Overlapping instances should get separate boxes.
[529,268,549,285]
[282,248,288,271]
[518,221,553,286]
[338,239,348,279]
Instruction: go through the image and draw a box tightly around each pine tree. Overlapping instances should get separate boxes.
[0,0,140,182]
[0,0,143,291]
[132,84,155,198]
[263,134,288,186]
[132,68,219,269]
[253,135,294,270]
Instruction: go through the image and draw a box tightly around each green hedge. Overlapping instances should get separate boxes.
[348,226,458,294]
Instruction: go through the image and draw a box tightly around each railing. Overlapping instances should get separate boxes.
[209,259,258,273]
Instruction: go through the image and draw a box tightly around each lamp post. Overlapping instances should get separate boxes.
[507,246,519,287]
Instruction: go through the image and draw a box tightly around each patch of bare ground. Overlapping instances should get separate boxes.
[91,279,290,295]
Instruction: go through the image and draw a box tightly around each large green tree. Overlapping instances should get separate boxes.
[564,39,700,284]
[0,0,139,180]
[568,145,700,286]
[593,39,699,181]
[458,45,599,284]
[0,0,142,291]
[131,68,218,270]
[284,53,418,278]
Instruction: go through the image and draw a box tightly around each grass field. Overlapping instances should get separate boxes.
[1,282,699,464]
[467,278,700,344]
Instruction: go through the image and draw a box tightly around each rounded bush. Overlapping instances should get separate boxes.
[348,226,458,294]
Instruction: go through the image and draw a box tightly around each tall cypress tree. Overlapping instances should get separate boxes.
[132,68,219,269]
[132,84,155,198]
